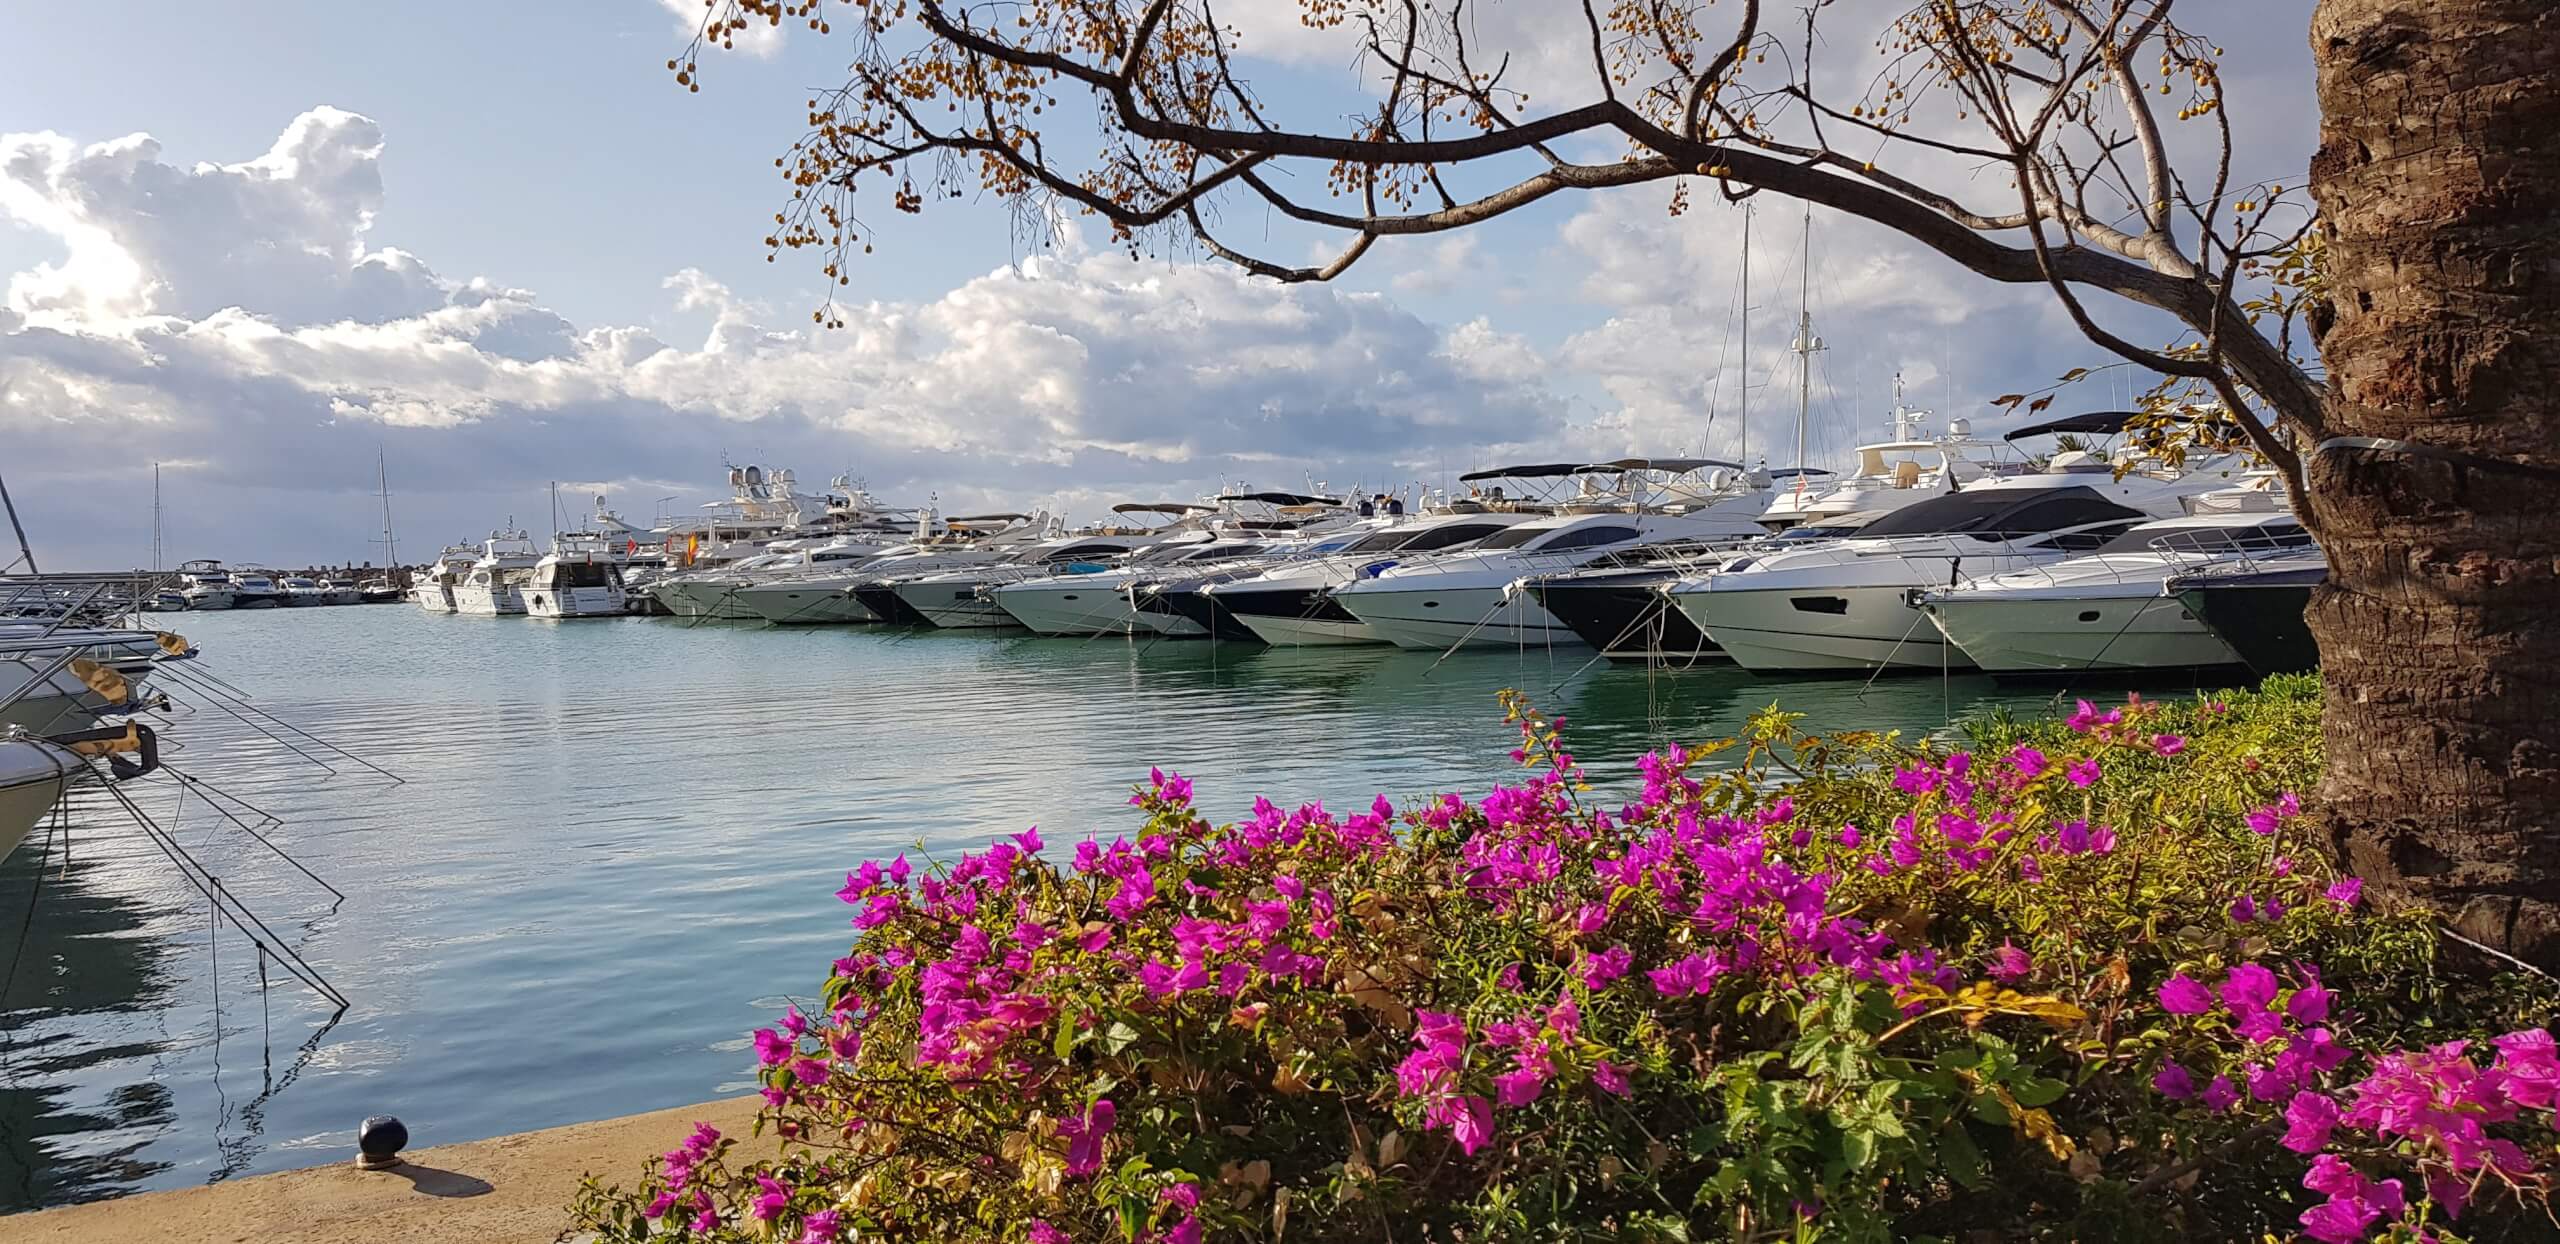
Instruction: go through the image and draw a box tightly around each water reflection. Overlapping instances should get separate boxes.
[0,607,2211,1212]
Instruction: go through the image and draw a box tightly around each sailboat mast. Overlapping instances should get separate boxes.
[1738,203,1751,467]
[1791,208,1824,492]
[152,463,164,571]
[375,448,399,573]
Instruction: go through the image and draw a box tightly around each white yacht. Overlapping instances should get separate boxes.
[1670,413,2254,673]
[229,569,287,610]
[993,536,1281,636]
[1,733,80,864]
[1756,386,2019,530]
[452,531,541,616]
[890,507,1214,629]
[1918,500,2310,675]
[653,538,901,620]
[1686,447,2263,673]
[525,534,632,620]
[733,512,1060,625]
[321,578,364,606]
[280,575,333,606]
[1330,461,1773,651]
[1205,510,1545,646]
[992,495,1360,636]
[176,559,237,611]
[412,544,478,613]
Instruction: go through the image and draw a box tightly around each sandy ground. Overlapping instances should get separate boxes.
[13,1096,763,1244]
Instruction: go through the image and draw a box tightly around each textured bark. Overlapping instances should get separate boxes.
[2308,0,2560,967]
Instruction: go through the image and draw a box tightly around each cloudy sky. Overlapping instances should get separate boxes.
[0,1,2316,569]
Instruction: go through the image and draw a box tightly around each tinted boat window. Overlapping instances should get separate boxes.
[1535,525,1642,551]
[1475,525,1559,551]
[1402,523,1510,552]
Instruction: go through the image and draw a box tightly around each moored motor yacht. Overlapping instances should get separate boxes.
[1672,412,2255,674]
[993,536,1284,636]
[525,536,631,619]
[1330,461,1774,651]
[412,544,478,613]
[1917,503,2311,675]
[281,575,333,606]
[453,531,541,616]
[1525,514,1879,664]
[229,569,288,610]
[890,504,1218,629]
[1206,510,1546,647]
[654,537,902,620]
[177,559,237,611]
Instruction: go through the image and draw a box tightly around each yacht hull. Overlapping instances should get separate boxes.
[1530,573,1728,665]
[1678,583,1971,673]
[1335,585,1584,651]
[452,585,526,616]
[2173,569,2321,678]
[526,586,628,619]
[851,583,928,626]
[660,581,759,620]
[1231,611,1381,647]
[1,744,75,865]
[1213,588,1379,646]
[183,591,235,611]
[893,580,1021,629]
[994,583,1144,636]
[737,584,875,624]
[413,587,458,613]
[1926,593,2241,674]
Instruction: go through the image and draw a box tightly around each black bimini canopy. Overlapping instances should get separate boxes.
[946,512,1031,523]
[1217,491,1342,507]
[1580,457,1745,474]
[2002,410,2149,441]
[1457,463,1590,482]
[1112,502,1218,515]
[1767,467,1837,479]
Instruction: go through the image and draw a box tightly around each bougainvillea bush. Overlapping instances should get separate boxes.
[572,676,2556,1242]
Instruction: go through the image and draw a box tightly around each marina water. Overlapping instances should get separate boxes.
[1,606,2231,1210]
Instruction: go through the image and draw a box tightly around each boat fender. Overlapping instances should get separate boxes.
[68,658,130,705]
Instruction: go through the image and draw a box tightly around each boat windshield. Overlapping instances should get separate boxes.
[2094,519,2310,556]
[1343,529,1418,553]
[1851,486,2143,538]
[1475,525,1560,551]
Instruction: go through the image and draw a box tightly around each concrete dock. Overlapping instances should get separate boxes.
[13,1096,763,1243]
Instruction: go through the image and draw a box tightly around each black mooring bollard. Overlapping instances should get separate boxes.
[356,1114,409,1170]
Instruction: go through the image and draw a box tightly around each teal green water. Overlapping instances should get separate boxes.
[0,606,2233,1210]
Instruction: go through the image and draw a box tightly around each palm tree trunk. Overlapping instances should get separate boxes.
[2307,0,2560,968]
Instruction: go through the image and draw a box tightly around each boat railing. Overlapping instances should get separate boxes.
[0,571,177,629]
[1980,527,2321,593]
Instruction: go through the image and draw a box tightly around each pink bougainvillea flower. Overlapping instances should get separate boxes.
[2065,758,2102,788]
[752,1027,793,1066]
[2199,1075,2239,1113]
[1059,1099,1117,1177]
[2280,1091,2339,1154]
[1446,1094,1495,1155]
[2157,974,2213,1015]
[2324,877,2363,908]
[2151,733,2186,757]
[750,1174,791,1222]
[2153,1062,2196,1100]
[1988,942,2033,984]
[1591,1058,1632,1099]
[1027,1222,1068,1244]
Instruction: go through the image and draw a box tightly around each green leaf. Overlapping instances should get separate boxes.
[1841,1126,1876,1171]
[1968,1091,2012,1126]
[2008,1077,2069,1109]
[1100,1020,1140,1056]
[1939,1123,1987,1190]
[1053,1010,1078,1060]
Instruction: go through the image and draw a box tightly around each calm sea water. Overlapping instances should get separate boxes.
[0,604,2231,1211]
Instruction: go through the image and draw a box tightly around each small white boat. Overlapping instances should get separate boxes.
[280,575,333,607]
[453,531,541,616]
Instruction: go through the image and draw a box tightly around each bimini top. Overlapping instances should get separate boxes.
[946,513,1032,524]
[1111,502,1219,515]
[1456,463,1591,483]
[1216,491,1343,507]
[1580,457,1746,474]
[2002,410,2150,441]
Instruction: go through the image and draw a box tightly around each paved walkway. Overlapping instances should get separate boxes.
[14,1096,763,1243]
